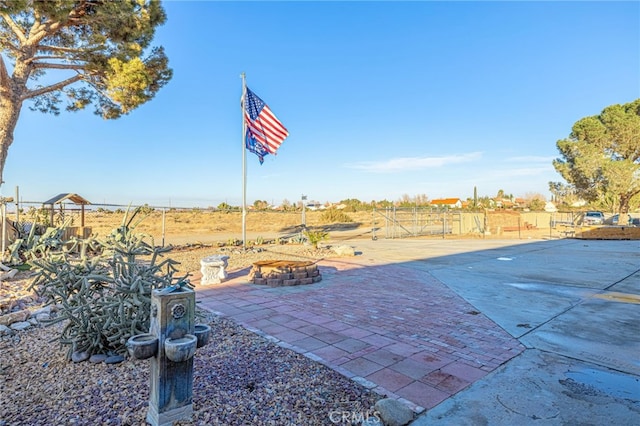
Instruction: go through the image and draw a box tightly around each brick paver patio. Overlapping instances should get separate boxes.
[195,257,524,412]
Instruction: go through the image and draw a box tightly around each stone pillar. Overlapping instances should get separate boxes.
[147,288,196,426]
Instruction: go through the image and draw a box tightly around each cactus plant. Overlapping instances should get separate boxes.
[27,207,188,359]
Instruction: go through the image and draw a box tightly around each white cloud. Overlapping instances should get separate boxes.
[345,152,482,172]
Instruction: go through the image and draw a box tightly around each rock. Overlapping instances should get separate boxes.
[0,309,30,326]
[28,318,38,326]
[0,268,18,280]
[10,321,32,332]
[89,354,108,363]
[35,313,50,323]
[374,398,414,426]
[0,324,13,336]
[105,355,125,364]
[362,417,383,426]
[332,245,355,257]
[31,306,52,317]
[71,351,91,363]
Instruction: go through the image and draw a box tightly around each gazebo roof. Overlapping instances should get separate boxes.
[42,193,91,206]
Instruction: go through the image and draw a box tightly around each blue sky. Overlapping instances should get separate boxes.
[3,0,639,208]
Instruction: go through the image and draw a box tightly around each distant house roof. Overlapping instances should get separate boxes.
[430,198,462,206]
[42,193,91,205]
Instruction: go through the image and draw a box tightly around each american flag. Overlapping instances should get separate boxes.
[243,87,289,163]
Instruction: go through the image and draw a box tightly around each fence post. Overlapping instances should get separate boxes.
[162,208,166,247]
[442,211,446,239]
[15,186,19,224]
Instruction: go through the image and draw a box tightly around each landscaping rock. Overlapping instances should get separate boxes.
[105,355,125,364]
[374,398,415,426]
[71,350,90,363]
[35,313,50,323]
[0,309,30,326]
[332,245,356,256]
[362,416,383,426]
[10,321,32,332]
[89,354,108,363]
[31,306,52,317]
[0,324,12,336]
[0,268,18,281]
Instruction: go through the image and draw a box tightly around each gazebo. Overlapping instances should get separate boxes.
[42,193,91,228]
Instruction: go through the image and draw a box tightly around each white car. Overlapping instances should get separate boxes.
[583,211,604,225]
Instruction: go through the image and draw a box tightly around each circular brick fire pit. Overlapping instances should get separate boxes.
[248,260,322,287]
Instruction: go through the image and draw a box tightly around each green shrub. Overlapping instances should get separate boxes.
[304,229,329,248]
[227,237,241,246]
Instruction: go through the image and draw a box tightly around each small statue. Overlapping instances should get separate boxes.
[156,278,190,295]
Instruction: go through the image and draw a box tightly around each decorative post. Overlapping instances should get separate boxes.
[127,287,211,426]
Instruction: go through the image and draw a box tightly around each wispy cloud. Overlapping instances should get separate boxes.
[346,152,482,172]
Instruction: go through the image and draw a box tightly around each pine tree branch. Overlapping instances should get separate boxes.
[0,55,11,96]
[31,62,86,71]
[21,74,83,101]
[25,2,87,46]
[0,13,27,45]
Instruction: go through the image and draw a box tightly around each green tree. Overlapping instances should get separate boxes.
[372,199,393,209]
[552,99,640,215]
[340,198,365,211]
[253,199,268,210]
[0,1,172,185]
[523,192,546,211]
[473,186,478,209]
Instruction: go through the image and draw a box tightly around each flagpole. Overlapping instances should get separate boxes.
[241,72,247,249]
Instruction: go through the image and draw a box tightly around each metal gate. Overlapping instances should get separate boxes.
[371,207,460,239]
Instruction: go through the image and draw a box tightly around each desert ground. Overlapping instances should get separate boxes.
[63,208,371,245]
[10,207,577,277]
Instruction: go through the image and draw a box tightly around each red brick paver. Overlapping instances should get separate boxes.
[195,257,524,412]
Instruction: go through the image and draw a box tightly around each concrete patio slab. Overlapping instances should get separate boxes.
[194,237,640,424]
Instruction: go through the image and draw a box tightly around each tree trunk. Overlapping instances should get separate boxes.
[0,55,23,187]
[618,193,631,216]
[0,93,21,187]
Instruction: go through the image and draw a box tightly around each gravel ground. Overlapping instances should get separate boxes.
[0,244,382,426]
[169,243,339,277]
